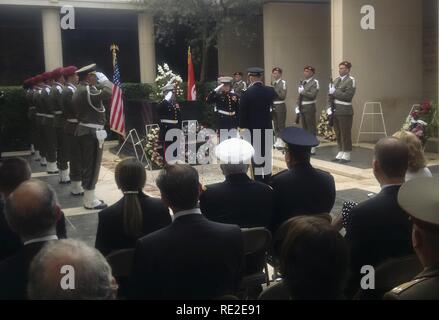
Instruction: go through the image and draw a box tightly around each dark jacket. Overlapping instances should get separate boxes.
[0,240,55,300]
[95,192,171,256]
[345,185,413,295]
[239,82,276,130]
[270,163,336,233]
[128,213,244,300]
[200,174,273,229]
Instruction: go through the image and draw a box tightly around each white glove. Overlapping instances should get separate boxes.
[164,91,173,102]
[327,107,333,116]
[95,72,109,83]
[214,84,224,93]
[329,84,336,95]
[96,129,107,149]
[295,106,300,114]
[298,86,304,94]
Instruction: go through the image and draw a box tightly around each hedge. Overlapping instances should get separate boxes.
[0,82,217,152]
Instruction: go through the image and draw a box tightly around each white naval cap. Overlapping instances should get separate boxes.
[161,83,175,93]
[215,138,254,164]
[218,76,233,84]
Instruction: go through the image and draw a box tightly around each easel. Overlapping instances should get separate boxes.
[356,102,388,144]
[115,128,152,170]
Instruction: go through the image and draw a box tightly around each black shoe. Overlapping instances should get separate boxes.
[59,180,71,185]
[41,163,47,167]
[331,158,340,162]
[84,201,107,210]
[47,171,59,174]
[340,159,351,164]
[71,192,84,196]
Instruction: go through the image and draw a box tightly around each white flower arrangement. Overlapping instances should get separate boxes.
[152,63,184,103]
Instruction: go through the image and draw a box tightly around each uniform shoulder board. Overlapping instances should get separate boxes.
[390,278,427,295]
[282,80,286,90]
[56,85,62,94]
[45,87,51,94]
[349,76,356,88]
[314,79,320,89]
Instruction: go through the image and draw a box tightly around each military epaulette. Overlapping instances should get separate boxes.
[349,76,356,88]
[390,278,428,295]
[314,79,320,89]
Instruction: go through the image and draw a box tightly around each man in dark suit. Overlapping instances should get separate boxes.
[128,164,244,300]
[270,127,336,234]
[200,138,273,228]
[0,180,61,299]
[239,67,277,183]
[0,157,66,261]
[335,137,413,297]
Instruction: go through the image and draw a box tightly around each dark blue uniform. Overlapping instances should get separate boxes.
[239,82,276,183]
[270,163,336,233]
[206,90,239,130]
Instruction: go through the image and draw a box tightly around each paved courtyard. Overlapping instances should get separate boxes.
[3,140,439,247]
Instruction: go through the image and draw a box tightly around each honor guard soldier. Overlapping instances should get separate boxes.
[23,78,38,156]
[270,126,336,233]
[32,75,46,165]
[61,66,83,196]
[239,67,277,184]
[296,66,319,155]
[206,76,239,132]
[384,177,439,300]
[271,67,287,149]
[40,71,59,174]
[232,72,247,97]
[328,61,356,163]
[50,67,70,183]
[158,83,181,160]
[73,64,113,210]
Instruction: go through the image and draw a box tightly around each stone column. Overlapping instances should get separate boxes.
[42,8,63,71]
[138,13,156,83]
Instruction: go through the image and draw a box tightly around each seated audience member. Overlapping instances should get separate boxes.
[95,158,171,256]
[393,130,432,181]
[0,180,60,299]
[385,177,439,300]
[270,127,336,233]
[200,138,273,228]
[128,164,244,300]
[28,239,118,300]
[0,157,66,261]
[261,215,349,300]
[337,137,413,296]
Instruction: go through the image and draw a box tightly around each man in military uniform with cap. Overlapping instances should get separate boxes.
[36,72,54,168]
[158,83,181,162]
[23,78,38,157]
[32,75,46,165]
[239,67,277,184]
[232,72,247,97]
[73,64,113,209]
[296,66,320,155]
[206,76,239,132]
[61,65,83,196]
[271,67,287,149]
[328,61,356,163]
[49,67,70,183]
[384,177,439,300]
[270,126,335,233]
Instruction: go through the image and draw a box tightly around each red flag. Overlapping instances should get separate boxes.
[187,47,196,101]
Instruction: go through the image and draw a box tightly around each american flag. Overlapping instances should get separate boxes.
[110,55,125,135]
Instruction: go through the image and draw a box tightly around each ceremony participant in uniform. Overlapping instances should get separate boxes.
[271,67,287,149]
[49,67,70,183]
[200,138,273,229]
[61,66,83,196]
[329,61,356,163]
[128,164,244,300]
[270,126,335,233]
[296,66,319,155]
[40,71,59,174]
[158,83,181,161]
[206,76,239,132]
[73,64,113,210]
[239,67,277,183]
[33,74,48,167]
[23,78,37,156]
[384,177,439,300]
[232,72,247,97]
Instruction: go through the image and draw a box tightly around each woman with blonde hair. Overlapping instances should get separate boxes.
[393,130,432,181]
[95,158,171,256]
